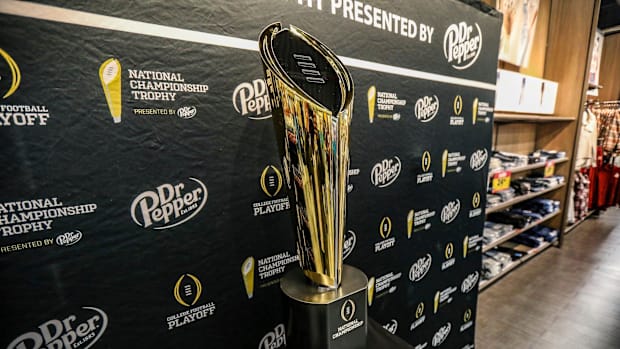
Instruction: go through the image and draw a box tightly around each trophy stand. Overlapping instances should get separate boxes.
[281,265,368,349]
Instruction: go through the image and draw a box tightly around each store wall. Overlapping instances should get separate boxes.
[0,1,500,348]
[599,33,620,101]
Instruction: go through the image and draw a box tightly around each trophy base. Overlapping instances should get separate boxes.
[280,265,368,349]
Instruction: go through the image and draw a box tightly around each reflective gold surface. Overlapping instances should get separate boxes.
[259,23,353,289]
[280,265,368,305]
[442,149,449,178]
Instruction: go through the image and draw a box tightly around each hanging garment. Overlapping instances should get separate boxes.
[573,172,590,220]
[567,178,575,224]
[596,164,612,209]
[587,147,603,209]
[597,107,620,154]
[575,110,598,169]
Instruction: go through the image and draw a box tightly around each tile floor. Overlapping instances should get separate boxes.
[476,208,620,349]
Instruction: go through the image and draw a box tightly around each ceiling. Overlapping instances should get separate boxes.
[599,0,620,31]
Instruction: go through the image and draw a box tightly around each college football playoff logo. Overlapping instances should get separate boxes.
[453,95,463,115]
[261,165,283,197]
[0,48,20,99]
[341,300,356,322]
[174,273,202,307]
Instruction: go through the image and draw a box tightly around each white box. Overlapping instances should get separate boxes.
[495,69,558,114]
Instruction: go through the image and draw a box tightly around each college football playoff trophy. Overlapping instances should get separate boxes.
[259,23,368,349]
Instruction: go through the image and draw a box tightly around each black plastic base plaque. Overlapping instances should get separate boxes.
[281,265,368,349]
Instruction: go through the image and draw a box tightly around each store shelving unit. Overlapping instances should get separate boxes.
[480,0,600,291]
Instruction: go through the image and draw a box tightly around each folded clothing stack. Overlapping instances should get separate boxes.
[529,150,566,163]
[513,176,565,193]
[487,211,531,228]
[489,157,503,173]
[510,208,544,221]
[492,151,529,170]
[511,180,532,195]
[485,199,560,245]
[490,149,565,173]
[500,223,558,250]
[528,225,558,242]
[495,246,526,260]
[483,221,514,244]
[486,188,516,207]
[518,198,560,215]
[482,250,513,279]
[509,232,542,248]
[487,194,503,208]
[487,175,564,206]
[496,188,516,201]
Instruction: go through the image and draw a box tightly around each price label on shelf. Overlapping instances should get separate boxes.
[491,170,511,193]
[544,161,555,178]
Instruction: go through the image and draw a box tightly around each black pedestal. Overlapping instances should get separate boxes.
[281,265,368,349]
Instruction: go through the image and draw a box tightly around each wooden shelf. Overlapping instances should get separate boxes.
[493,112,575,123]
[488,157,569,179]
[565,209,597,234]
[479,239,557,291]
[483,210,561,252]
[486,183,566,214]
[520,239,557,263]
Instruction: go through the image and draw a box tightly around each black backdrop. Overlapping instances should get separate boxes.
[0,1,500,348]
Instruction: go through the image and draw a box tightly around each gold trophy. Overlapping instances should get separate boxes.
[241,257,255,299]
[99,58,122,124]
[407,209,414,239]
[442,150,449,178]
[367,86,376,123]
[259,23,367,349]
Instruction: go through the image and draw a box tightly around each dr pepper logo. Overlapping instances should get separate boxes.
[131,177,207,229]
[6,307,108,349]
[371,156,402,188]
[233,79,272,120]
[443,22,482,70]
[414,95,439,122]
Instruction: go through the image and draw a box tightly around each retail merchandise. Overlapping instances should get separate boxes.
[483,221,514,243]
[569,172,591,223]
[482,250,512,279]
[491,151,529,171]
[481,224,559,282]
[571,102,620,217]
[487,172,565,208]
[484,198,560,246]
[489,149,566,174]
[478,0,614,346]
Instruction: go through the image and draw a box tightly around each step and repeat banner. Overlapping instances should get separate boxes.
[0,1,500,348]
